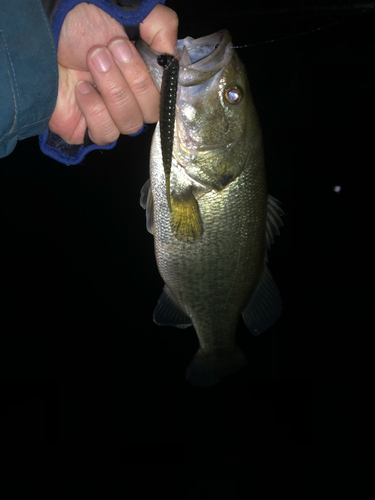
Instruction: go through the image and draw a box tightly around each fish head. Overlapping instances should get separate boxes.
[176,30,257,190]
[136,30,260,191]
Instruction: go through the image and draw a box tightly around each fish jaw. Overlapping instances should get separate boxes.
[137,30,254,191]
[135,30,233,89]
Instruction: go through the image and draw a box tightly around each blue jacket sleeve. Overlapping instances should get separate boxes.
[1,0,165,165]
[0,0,58,159]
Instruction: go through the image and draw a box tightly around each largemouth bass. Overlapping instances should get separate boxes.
[137,30,284,387]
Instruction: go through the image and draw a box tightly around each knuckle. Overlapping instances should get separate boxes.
[89,100,107,121]
[121,118,144,136]
[94,124,120,145]
[131,70,153,96]
[166,8,179,29]
[160,5,179,28]
[86,102,119,144]
[107,83,128,104]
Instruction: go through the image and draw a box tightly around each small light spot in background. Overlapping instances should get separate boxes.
[333,185,341,193]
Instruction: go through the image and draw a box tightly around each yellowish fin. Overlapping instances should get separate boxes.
[170,187,203,243]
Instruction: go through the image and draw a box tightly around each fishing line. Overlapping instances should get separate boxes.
[182,5,374,53]
[232,5,374,49]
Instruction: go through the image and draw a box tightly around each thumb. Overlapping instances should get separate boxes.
[139,4,179,56]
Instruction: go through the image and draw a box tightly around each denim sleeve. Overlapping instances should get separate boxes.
[39,0,165,166]
[0,0,58,159]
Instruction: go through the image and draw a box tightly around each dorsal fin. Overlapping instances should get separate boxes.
[242,264,282,336]
[241,195,284,335]
[265,195,284,250]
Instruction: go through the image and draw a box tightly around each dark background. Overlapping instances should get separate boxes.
[0,1,369,487]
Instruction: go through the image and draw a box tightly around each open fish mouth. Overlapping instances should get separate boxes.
[136,30,235,154]
[136,30,238,186]
[175,31,236,153]
[177,29,233,86]
[136,30,233,90]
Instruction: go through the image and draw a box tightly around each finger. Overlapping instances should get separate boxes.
[108,37,160,124]
[49,65,91,144]
[140,4,179,56]
[87,44,144,135]
[75,80,120,145]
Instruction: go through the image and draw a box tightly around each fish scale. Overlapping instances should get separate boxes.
[150,120,267,363]
[137,30,283,387]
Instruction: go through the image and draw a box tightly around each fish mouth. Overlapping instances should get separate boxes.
[176,31,234,152]
[136,30,235,157]
[177,29,233,86]
[136,30,233,89]
[175,31,235,153]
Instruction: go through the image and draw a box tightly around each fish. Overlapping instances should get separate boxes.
[137,30,284,387]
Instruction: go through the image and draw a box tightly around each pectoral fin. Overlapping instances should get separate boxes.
[140,179,154,235]
[170,187,203,243]
[153,285,192,328]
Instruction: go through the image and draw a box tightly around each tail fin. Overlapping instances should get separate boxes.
[186,345,249,388]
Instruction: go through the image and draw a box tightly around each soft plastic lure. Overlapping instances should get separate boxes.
[157,54,179,212]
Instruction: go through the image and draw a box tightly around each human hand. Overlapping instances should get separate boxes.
[48,3,178,145]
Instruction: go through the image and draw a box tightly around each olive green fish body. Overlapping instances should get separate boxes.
[150,124,267,347]
[138,31,283,387]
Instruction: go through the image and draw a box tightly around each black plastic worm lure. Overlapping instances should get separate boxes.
[157,54,179,212]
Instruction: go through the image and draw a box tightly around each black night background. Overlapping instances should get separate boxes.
[0,1,369,497]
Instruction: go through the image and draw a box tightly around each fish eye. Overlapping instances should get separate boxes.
[224,86,242,104]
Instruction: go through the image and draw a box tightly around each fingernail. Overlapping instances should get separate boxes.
[110,39,133,63]
[76,81,92,95]
[91,48,111,72]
